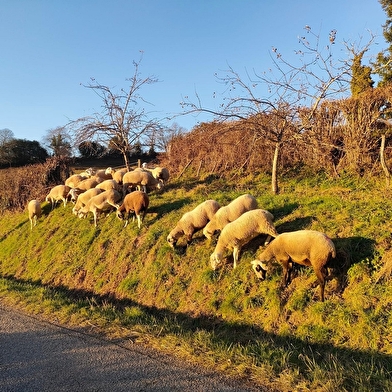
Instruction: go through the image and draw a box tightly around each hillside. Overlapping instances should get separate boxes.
[0,170,392,391]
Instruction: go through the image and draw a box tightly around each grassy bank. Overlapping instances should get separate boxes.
[1,171,391,391]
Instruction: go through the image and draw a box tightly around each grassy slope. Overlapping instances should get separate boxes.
[1,171,392,391]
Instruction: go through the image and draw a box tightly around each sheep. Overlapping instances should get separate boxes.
[76,178,99,191]
[203,194,258,239]
[45,185,71,210]
[111,168,128,184]
[72,188,103,215]
[116,191,149,228]
[95,179,121,192]
[148,166,170,184]
[78,189,122,227]
[93,168,113,183]
[27,200,41,230]
[65,174,87,188]
[251,230,336,302]
[210,209,278,270]
[167,200,221,247]
[122,170,164,194]
[67,187,84,204]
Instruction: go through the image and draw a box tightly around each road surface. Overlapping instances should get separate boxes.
[0,304,261,391]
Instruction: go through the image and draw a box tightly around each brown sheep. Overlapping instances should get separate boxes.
[116,191,149,228]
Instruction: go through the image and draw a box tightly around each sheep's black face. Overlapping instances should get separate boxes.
[252,261,267,280]
[167,236,177,248]
[256,264,267,280]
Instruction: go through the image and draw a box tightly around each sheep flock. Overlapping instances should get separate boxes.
[28,165,339,302]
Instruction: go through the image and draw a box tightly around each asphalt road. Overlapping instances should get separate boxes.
[0,305,261,392]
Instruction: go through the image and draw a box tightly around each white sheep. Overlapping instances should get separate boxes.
[210,209,278,270]
[122,170,164,194]
[111,168,128,184]
[72,188,103,215]
[65,174,87,188]
[148,167,170,184]
[203,194,258,239]
[78,189,122,227]
[27,199,41,230]
[167,200,221,247]
[251,230,336,302]
[76,178,99,191]
[67,188,84,204]
[116,191,149,228]
[95,179,121,192]
[45,185,71,210]
[93,168,113,183]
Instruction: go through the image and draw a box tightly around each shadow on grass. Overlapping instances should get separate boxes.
[1,273,390,391]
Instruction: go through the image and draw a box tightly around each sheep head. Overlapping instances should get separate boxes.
[167,233,177,248]
[251,259,268,280]
[210,252,223,270]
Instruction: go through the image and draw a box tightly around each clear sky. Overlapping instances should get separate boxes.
[0,0,387,145]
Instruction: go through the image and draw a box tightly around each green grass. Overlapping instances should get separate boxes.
[1,171,392,391]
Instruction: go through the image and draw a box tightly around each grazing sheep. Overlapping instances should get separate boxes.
[78,189,122,227]
[122,170,163,194]
[95,179,121,192]
[111,168,128,184]
[76,178,99,191]
[65,174,87,188]
[203,194,258,239]
[210,209,278,270]
[93,168,113,183]
[117,191,149,228]
[148,167,170,184]
[27,200,41,230]
[167,200,221,247]
[251,230,336,302]
[67,187,84,204]
[72,188,103,215]
[45,185,71,210]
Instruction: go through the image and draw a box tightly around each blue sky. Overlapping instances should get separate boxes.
[0,0,387,145]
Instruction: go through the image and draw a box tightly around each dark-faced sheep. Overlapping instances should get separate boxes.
[27,200,41,230]
[203,194,258,239]
[251,230,336,301]
[167,200,221,247]
[117,191,149,228]
[210,209,278,270]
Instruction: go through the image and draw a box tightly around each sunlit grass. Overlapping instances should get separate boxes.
[1,172,392,390]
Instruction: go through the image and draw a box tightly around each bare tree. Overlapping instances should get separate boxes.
[181,26,358,194]
[0,128,14,146]
[71,55,160,170]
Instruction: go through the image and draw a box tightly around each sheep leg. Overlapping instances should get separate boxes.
[315,268,326,302]
[281,257,292,286]
[136,214,142,229]
[232,246,240,269]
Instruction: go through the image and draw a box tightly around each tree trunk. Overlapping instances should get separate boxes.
[271,142,280,195]
[123,153,131,171]
[380,133,391,187]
